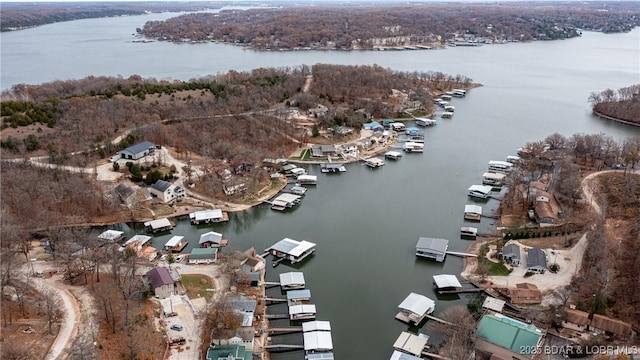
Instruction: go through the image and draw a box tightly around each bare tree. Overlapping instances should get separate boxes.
[429,305,476,359]
[66,332,97,360]
[39,285,62,335]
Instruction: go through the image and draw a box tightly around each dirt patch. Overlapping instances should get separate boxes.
[0,305,57,359]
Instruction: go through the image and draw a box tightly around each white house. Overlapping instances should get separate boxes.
[149,180,185,203]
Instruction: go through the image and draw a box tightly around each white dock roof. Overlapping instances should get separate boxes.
[274,193,301,203]
[164,236,184,247]
[385,151,403,157]
[189,209,223,221]
[98,230,124,241]
[482,172,506,180]
[297,174,317,182]
[482,297,506,313]
[398,292,435,316]
[144,218,172,230]
[289,304,316,315]
[390,350,423,360]
[270,238,316,257]
[392,331,429,357]
[304,330,333,351]
[464,204,483,214]
[123,234,152,247]
[302,320,331,332]
[416,237,449,254]
[468,184,493,194]
[433,274,462,289]
[279,272,305,287]
[199,231,223,245]
[287,289,311,300]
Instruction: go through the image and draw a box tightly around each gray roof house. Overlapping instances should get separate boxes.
[149,180,185,203]
[117,141,155,160]
[145,267,175,299]
[527,248,547,274]
[310,145,337,157]
[501,243,521,266]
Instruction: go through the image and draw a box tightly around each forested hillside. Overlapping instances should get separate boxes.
[141,2,640,50]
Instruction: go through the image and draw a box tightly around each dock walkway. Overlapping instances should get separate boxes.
[445,251,477,258]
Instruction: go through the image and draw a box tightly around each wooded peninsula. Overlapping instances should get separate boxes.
[140,2,640,50]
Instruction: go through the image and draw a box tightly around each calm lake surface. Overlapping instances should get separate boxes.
[2,11,640,359]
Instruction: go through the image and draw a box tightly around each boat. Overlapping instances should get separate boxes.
[467,185,493,199]
[384,151,403,160]
[415,117,436,127]
[402,142,424,153]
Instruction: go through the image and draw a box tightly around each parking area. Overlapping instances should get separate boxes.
[161,295,202,360]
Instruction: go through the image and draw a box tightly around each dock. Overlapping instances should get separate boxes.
[264,297,288,303]
[424,314,454,326]
[445,251,477,258]
[422,352,451,360]
[263,344,305,352]
[267,327,303,334]
[436,287,485,295]
[264,314,289,319]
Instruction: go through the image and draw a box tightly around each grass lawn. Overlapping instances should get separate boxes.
[478,257,511,276]
[181,274,214,299]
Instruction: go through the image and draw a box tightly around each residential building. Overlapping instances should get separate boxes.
[526,248,547,273]
[145,267,175,299]
[475,313,544,359]
[149,180,185,203]
[501,243,521,266]
[188,248,217,264]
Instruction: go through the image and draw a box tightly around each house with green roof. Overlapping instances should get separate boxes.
[475,313,544,360]
[206,344,249,360]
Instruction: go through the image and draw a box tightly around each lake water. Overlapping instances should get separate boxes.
[2,11,640,360]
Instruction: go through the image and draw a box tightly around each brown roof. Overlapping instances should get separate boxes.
[591,314,632,337]
[565,308,590,326]
[516,282,538,290]
[509,288,542,304]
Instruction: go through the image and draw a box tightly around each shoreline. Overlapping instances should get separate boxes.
[592,109,640,127]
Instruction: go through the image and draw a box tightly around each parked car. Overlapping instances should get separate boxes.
[170,324,183,331]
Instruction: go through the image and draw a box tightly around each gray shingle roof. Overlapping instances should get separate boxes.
[121,141,154,155]
[151,180,172,192]
[527,248,547,268]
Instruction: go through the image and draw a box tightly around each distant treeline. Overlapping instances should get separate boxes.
[141,2,640,50]
[0,2,222,31]
[589,84,640,125]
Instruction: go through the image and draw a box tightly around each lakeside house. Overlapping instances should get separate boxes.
[509,283,542,304]
[149,180,185,203]
[310,145,337,158]
[117,141,155,161]
[532,189,562,227]
[188,247,217,264]
[501,243,521,266]
[526,248,547,273]
[475,313,544,360]
[145,267,175,299]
